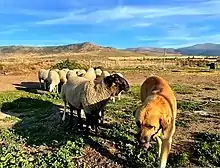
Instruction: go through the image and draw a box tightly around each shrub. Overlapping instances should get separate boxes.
[51,59,85,70]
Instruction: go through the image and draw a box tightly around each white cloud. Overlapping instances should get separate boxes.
[132,22,152,27]
[34,0,220,25]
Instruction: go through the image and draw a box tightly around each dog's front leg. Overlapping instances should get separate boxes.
[156,136,162,159]
[159,138,172,168]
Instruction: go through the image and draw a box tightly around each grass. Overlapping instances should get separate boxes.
[177,100,204,111]
[0,85,219,167]
[171,83,200,94]
[193,132,220,167]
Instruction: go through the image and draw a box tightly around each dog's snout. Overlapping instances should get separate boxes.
[143,136,151,143]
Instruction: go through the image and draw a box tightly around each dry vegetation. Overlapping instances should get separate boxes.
[0,49,220,167]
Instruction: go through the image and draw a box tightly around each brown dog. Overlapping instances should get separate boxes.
[133,75,177,168]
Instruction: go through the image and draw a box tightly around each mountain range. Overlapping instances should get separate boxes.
[125,43,220,56]
[0,42,220,56]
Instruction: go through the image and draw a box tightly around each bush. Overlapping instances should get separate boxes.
[51,59,85,70]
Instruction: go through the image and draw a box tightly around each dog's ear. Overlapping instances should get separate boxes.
[160,115,171,132]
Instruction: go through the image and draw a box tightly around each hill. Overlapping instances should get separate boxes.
[125,43,220,56]
[0,42,116,55]
[124,47,178,54]
[1,42,220,56]
[175,43,220,56]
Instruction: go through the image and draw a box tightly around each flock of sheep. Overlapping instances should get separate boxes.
[38,67,130,133]
[38,67,176,168]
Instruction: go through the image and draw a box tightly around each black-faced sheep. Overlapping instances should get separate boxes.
[61,74,129,134]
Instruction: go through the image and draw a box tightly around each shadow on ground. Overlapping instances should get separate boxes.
[0,97,128,167]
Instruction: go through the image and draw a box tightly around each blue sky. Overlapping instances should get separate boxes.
[0,0,220,48]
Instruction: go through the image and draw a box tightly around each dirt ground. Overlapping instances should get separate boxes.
[1,70,220,92]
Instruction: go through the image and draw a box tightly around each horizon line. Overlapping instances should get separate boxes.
[0,41,219,49]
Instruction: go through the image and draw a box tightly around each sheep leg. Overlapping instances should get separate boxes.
[39,79,42,89]
[100,108,105,124]
[85,113,91,133]
[112,96,116,103]
[49,84,53,92]
[69,105,74,125]
[43,82,47,90]
[56,85,59,93]
[76,109,83,128]
[62,101,67,121]
[118,92,122,100]
[95,117,100,135]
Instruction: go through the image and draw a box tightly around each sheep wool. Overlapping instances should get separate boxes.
[84,68,96,81]
[95,68,102,77]
[38,69,50,89]
[77,69,86,77]
[48,70,60,93]
[58,70,67,84]
[66,69,78,80]
[82,80,112,114]
[101,71,110,78]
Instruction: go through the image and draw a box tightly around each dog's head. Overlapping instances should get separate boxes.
[104,74,129,93]
[134,104,171,151]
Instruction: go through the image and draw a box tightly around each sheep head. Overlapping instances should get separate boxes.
[104,74,129,94]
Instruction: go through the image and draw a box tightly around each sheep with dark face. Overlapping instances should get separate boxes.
[61,74,130,134]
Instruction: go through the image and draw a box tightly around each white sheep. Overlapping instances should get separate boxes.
[84,67,96,81]
[54,69,60,73]
[66,69,78,80]
[38,69,50,90]
[62,68,69,73]
[58,70,67,84]
[47,70,60,93]
[101,70,110,78]
[95,68,102,77]
[61,74,130,134]
[77,69,86,77]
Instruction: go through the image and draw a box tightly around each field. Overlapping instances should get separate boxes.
[0,54,220,168]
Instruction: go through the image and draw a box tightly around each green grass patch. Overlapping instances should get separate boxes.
[0,86,219,167]
[177,100,203,111]
[168,152,190,167]
[171,83,200,94]
[193,132,220,167]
